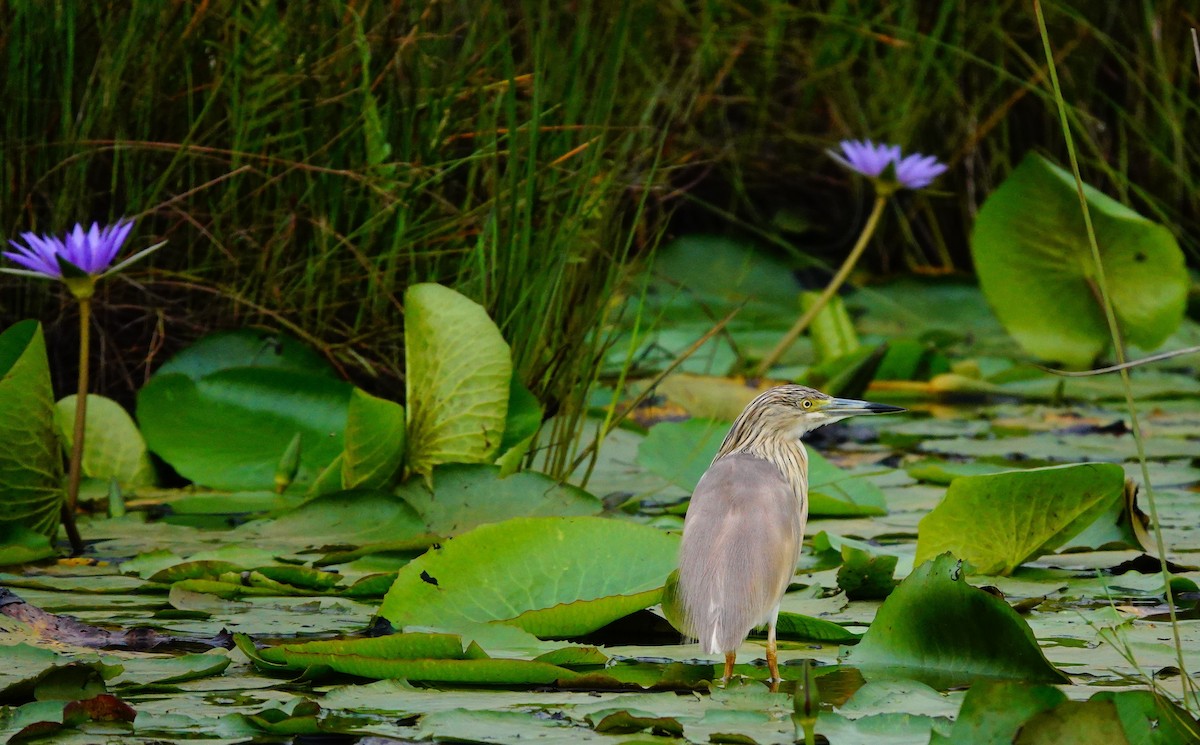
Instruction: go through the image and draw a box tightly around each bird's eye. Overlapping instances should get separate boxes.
[802,399,812,409]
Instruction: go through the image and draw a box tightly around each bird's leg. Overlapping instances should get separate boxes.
[723,652,736,683]
[767,618,780,684]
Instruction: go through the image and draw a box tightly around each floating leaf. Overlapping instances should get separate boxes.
[916,463,1126,575]
[55,395,156,488]
[806,451,888,517]
[904,458,1012,485]
[588,709,684,736]
[0,321,63,538]
[378,516,679,637]
[138,368,352,491]
[110,652,230,686]
[971,153,1186,368]
[342,388,405,490]
[841,553,1069,687]
[404,283,511,478]
[396,464,601,536]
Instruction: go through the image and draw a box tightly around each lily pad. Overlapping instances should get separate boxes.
[404,283,511,479]
[137,367,352,491]
[840,553,1070,687]
[341,388,405,490]
[395,464,600,535]
[377,516,679,637]
[0,320,63,538]
[55,395,156,488]
[154,328,340,381]
[971,153,1186,368]
[915,463,1127,575]
[929,680,1066,745]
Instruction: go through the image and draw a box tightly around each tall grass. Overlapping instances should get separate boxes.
[2,2,1197,472]
[0,2,678,471]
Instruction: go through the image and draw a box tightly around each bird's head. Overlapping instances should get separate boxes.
[744,384,905,440]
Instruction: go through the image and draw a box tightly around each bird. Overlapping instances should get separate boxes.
[667,384,904,683]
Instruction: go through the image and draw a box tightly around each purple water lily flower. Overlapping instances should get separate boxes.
[4,219,135,278]
[893,152,948,190]
[830,140,902,179]
[829,139,947,191]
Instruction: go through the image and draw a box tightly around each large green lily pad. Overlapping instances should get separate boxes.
[378,516,679,637]
[971,153,1186,368]
[137,367,352,491]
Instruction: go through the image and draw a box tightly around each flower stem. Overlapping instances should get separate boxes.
[62,297,90,556]
[755,194,889,378]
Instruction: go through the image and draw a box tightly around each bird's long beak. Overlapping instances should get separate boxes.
[824,397,906,416]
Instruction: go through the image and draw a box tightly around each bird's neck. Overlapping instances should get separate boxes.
[714,416,810,488]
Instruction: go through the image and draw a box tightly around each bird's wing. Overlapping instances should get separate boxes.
[673,453,805,654]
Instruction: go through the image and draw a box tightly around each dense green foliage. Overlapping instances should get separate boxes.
[3,2,1198,421]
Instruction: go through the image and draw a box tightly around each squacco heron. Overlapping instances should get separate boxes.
[671,384,904,683]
